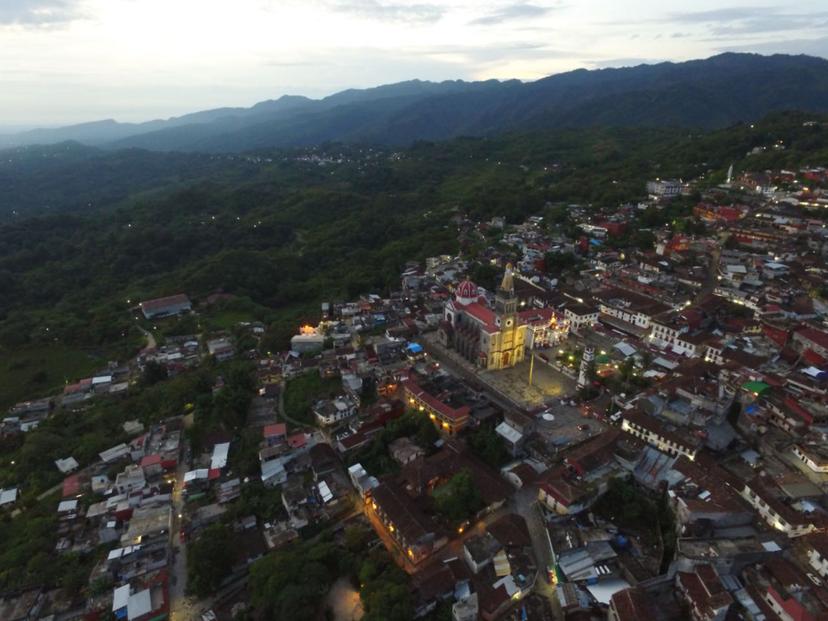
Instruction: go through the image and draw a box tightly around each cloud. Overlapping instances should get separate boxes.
[665,6,828,37]
[0,0,80,25]
[421,41,575,63]
[330,0,445,24]
[719,35,828,57]
[470,3,554,26]
[589,57,663,69]
[666,6,768,23]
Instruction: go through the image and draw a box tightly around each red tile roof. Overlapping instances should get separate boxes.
[403,377,471,422]
[797,327,828,351]
[140,454,162,467]
[62,474,80,498]
[677,564,733,620]
[263,423,287,438]
[518,307,561,325]
[462,302,498,333]
[610,588,658,621]
[563,429,621,476]
[139,294,191,314]
[287,433,307,449]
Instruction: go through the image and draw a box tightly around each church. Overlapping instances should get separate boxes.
[438,265,528,371]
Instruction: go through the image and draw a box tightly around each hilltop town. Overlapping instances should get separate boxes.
[4,152,828,621]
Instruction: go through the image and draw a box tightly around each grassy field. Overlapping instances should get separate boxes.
[282,372,342,427]
[0,345,104,410]
[203,310,257,331]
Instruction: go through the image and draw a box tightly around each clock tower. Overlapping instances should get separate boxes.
[491,264,525,369]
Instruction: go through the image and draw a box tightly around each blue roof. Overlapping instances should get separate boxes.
[589,238,603,246]
[406,343,423,353]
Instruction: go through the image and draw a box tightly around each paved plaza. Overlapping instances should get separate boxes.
[480,356,577,409]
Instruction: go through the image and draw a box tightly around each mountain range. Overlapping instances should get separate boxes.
[2,53,828,153]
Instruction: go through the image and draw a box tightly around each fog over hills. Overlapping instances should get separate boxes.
[2,53,827,153]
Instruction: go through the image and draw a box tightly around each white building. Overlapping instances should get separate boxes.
[646,179,682,199]
[793,444,828,473]
[564,305,599,332]
[313,395,359,426]
[739,479,816,538]
[805,535,828,578]
[621,411,699,460]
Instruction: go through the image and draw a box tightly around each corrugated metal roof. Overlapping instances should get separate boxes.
[210,442,230,470]
[112,584,130,612]
[127,589,152,620]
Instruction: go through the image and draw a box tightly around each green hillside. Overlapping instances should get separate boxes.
[0,112,826,408]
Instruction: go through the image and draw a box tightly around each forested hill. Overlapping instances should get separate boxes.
[0,143,264,215]
[2,53,828,153]
[0,112,826,364]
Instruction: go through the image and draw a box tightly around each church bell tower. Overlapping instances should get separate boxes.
[495,263,518,320]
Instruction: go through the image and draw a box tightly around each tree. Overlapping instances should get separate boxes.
[543,251,578,275]
[468,262,500,291]
[468,424,510,467]
[727,401,742,426]
[343,524,371,553]
[432,469,482,526]
[361,376,378,406]
[358,547,414,621]
[187,524,236,597]
[248,537,337,620]
[141,360,168,387]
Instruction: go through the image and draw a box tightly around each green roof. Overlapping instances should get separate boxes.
[595,354,611,364]
[742,381,770,395]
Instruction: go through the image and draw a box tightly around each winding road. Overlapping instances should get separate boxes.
[135,323,158,350]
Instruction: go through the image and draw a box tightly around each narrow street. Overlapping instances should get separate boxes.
[512,486,552,571]
[511,485,562,618]
[169,458,194,621]
[416,335,564,616]
[693,243,722,304]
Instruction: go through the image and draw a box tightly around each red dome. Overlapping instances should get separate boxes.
[455,280,478,302]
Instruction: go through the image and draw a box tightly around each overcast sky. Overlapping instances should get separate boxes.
[1,0,827,126]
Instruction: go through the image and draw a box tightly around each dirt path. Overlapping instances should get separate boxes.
[135,323,157,350]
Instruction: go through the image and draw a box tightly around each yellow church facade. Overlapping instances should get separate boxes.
[440,265,528,371]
